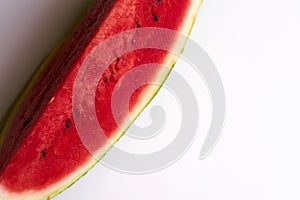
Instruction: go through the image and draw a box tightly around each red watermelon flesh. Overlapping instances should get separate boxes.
[0,0,202,199]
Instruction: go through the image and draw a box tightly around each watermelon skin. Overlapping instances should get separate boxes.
[0,0,202,199]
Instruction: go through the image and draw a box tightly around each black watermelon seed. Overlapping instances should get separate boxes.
[23,119,31,127]
[152,14,159,21]
[136,21,141,28]
[40,149,47,158]
[65,118,71,128]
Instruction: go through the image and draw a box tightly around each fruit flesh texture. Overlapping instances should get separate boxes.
[0,0,192,195]
[0,0,115,175]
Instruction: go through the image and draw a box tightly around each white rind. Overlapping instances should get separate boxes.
[0,0,202,199]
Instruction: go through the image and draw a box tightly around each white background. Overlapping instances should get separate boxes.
[1,0,300,199]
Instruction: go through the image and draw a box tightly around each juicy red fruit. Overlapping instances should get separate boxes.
[0,0,192,195]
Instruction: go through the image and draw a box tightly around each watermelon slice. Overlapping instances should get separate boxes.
[0,0,202,199]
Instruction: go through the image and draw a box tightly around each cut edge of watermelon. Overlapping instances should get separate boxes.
[0,0,202,199]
